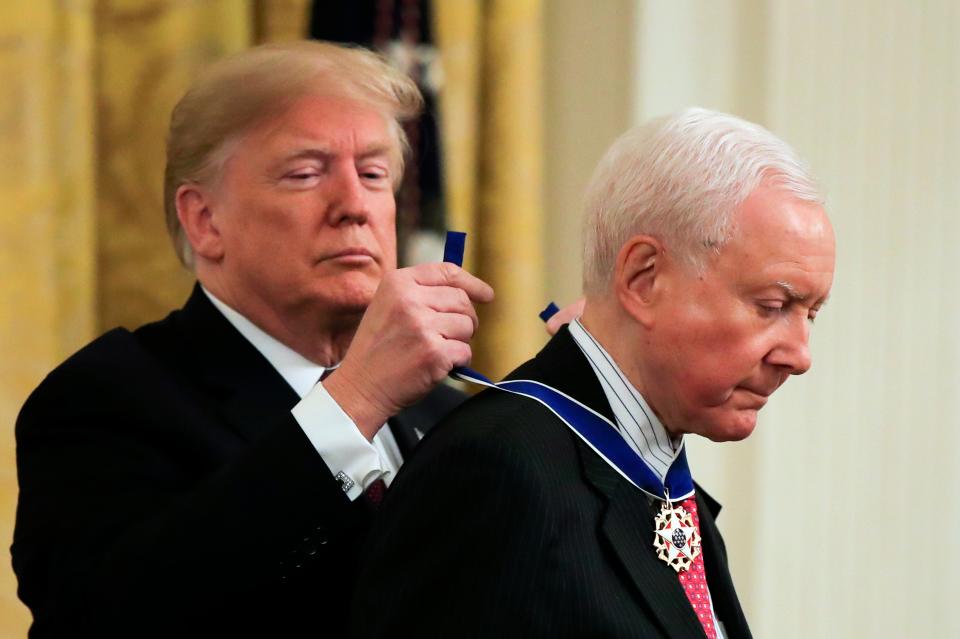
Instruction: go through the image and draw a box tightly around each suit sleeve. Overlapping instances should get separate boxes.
[351,413,562,638]
[11,350,371,637]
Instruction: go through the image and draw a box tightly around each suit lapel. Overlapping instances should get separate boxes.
[522,328,707,638]
[173,285,301,443]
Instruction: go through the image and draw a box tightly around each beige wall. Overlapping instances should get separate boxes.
[545,1,960,636]
[750,2,959,635]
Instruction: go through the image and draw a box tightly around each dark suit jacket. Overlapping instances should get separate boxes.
[12,285,463,639]
[353,327,751,638]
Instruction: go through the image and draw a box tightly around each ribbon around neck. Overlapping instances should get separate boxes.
[442,231,694,502]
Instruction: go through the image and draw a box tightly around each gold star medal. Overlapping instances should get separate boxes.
[652,500,701,573]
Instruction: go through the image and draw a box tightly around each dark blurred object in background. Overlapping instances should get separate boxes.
[311,0,446,266]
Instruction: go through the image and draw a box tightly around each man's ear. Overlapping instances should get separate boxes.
[614,235,664,329]
[176,183,224,262]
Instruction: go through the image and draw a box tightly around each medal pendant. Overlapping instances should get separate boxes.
[652,501,701,573]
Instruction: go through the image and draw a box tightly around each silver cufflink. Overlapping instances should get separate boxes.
[335,471,355,493]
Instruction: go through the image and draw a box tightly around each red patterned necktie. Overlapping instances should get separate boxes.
[677,497,717,639]
[363,478,387,507]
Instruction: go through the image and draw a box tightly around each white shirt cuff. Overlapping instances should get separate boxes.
[291,381,388,501]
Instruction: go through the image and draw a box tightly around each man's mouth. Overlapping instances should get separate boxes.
[321,247,377,263]
[740,373,787,400]
[735,386,775,408]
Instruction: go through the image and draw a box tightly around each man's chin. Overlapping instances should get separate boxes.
[312,274,379,311]
[330,291,376,314]
[698,410,759,442]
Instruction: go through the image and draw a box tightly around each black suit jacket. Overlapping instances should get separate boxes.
[12,285,463,638]
[353,327,751,638]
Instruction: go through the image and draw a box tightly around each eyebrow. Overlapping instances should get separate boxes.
[775,280,805,300]
[775,280,830,307]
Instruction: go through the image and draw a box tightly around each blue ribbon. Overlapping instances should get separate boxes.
[538,302,560,322]
[442,231,466,266]
[441,231,693,501]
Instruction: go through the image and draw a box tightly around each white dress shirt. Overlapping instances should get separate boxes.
[203,288,400,501]
[568,318,725,639]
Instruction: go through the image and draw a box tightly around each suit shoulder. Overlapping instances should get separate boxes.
[16,315,180,435]
[409,384,581,480]
[35,305,180,386]
[382,387,581,541]
[426,382,468,413]
[399,382,466,426]
[28,328,138,393]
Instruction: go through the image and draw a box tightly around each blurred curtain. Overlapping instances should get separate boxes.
[0,4,96,634]
[0,2,308,636]
[96,0,309,332]
[434,0,546,379]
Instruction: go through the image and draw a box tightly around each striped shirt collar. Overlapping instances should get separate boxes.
[568,318,683,483]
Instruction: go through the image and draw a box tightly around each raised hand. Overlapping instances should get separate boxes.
[322,263,494,440]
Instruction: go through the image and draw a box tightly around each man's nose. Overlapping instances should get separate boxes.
[328,167,369,225]
[766,315,812,375]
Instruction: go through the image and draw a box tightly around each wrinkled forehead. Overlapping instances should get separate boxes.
[214,93,405,177]
[727,185,833,250]
[715,187,836,291]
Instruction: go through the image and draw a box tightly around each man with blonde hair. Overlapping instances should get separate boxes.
[354,108,835,638]
[12,41,492,638]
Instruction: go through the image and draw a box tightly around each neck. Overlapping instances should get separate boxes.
[200,274,361,366]
[273,312,361,366]
[580,297,632,373]
[580,296,676,437]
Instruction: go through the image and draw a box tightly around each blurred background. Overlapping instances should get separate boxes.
[1,1,957,637]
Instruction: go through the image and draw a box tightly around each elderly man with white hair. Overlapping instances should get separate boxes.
[353,108,836,639]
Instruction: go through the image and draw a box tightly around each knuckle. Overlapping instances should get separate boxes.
[454,315,472,337]
[465,315,478,335]
[425,338,447,365]
[439,262,459,283]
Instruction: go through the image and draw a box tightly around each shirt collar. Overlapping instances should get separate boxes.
[202,287,332,399]
[568,318,683,483]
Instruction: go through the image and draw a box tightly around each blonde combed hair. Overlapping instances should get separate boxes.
[164,40,423,267]
[582,108,823,295]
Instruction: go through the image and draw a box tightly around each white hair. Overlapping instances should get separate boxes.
[582,107,823,294]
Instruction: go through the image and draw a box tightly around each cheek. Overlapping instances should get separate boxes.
[670,331,767,404]
[374,199,398,266]
[380,229,397,267]
[229,194,295,234]
[219,209,266,258]
[654,292,767,398]
[674,363,738,408]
